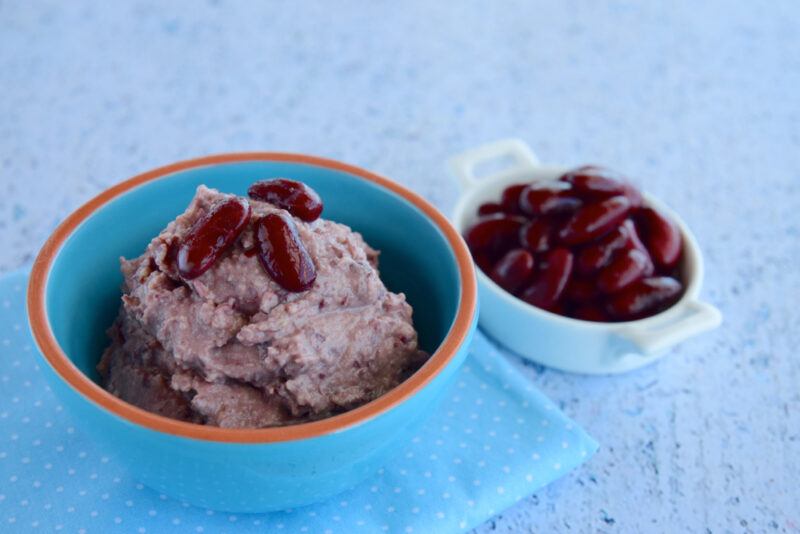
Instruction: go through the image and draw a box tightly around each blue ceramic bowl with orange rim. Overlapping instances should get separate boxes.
[27,153,478,512]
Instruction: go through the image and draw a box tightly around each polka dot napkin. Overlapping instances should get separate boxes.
[0,269,597,533]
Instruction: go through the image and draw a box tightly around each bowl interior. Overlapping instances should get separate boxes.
[46,161,461,383]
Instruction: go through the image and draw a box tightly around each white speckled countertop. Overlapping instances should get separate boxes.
[1,1,798,532]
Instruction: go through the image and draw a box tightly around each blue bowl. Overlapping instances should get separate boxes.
[28,153,478,512]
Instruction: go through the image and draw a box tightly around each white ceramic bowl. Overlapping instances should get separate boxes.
[449,139,722,374]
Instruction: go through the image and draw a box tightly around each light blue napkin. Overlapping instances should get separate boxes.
[0,270,597,533]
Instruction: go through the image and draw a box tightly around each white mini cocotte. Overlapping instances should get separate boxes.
[449,139,722,374]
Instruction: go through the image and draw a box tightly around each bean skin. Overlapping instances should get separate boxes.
[177,197,251,280]
[489,249,535,294]
[255,212,317,292]
[605,276,683,320]
[521,248,574,311]
[559,196,631,245]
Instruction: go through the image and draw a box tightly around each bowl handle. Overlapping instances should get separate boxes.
[447,139,540,191]
[616,300,722,356]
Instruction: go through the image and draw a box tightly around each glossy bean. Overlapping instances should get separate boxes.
[520,218,555,253]
[561,165,644,208]
[559,166,627,198]
[465,215,527,256]
[500,184,527,214]
[575,219,634,275]
[248,178,323,222]
[519,182,582,216]
[635,207,683,270]
[177,197,251,280]
[489,249,535,293]
[605,276,683,320]
[558,196,631,245]
[255,213,317,292]
[597,248,654,294]
[521,248,574,311]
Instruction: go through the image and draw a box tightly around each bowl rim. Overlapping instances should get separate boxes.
[27,152,478,444]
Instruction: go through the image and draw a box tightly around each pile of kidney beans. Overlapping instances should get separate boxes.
[175,179,322,292]
[465,166,685,322]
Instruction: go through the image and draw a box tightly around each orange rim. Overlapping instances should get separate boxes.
[27,153,477,443]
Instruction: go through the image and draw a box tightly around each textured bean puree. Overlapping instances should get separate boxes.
[98,186,428,428]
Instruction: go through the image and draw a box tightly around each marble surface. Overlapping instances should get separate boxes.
[1,1,798,532]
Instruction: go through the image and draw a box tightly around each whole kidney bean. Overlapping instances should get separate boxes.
[519,182,582,216]
[521,248,574,311]
[520,218,555,253]
[575,219,634,275]
[478,202,505,216]
[500,184,527,214]
[558,195,631,245]
[561,166,643,207]
[255,212,317,292]
[560,166,627,198]
[489,249,535,293]
[465,215,527,257]
[177,197,251,280]
[248,178,323,222]
[596,248,654,294]
[605,276,683,320]
[635,207,683,270]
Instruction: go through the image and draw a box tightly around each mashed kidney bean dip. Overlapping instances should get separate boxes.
[98,179,428,428]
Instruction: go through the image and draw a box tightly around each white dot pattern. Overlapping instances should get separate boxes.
[0,271,597,532]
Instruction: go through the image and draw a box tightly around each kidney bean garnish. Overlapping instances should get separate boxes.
[520,218,554,253]
[635,207,683,270]
[177,197,251,280]
[255,212,316,292]
[489,249,535,294]
[521,248,574,311]
[500,184,527,214]
[478,202,505,216]
[519,182,582,216]
[558,195,631,245]
[605,276,683,320]
[597,248,654,294]
[465,215,527,258]
[248,178,323,222]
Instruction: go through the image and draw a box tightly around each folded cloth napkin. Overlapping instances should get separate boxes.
[0,269,597,533]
